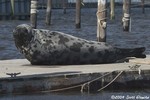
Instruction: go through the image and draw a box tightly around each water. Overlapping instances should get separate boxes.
[0,91,150,100]
[0,7,150,99]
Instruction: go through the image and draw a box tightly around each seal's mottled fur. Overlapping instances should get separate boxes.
[13,24,146,65]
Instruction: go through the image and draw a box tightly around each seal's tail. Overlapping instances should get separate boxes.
[119,47,146,58]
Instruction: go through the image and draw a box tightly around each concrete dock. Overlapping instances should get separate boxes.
[0,56,150,94]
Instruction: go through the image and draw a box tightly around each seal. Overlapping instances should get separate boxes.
[13,24,146,65]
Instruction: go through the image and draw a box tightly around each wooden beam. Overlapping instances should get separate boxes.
[30,0,38,28]
[122,0,131,32]
[76,0,81,29]
[46,0,52,25]
[97,0,107,42]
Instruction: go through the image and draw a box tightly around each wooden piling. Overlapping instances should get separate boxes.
[63,0,67,14]
[122,0,131,32]
[97,0,107,42]
[46,0,52,25]
[18,0,22,19]
[141,0,145,14]
[5,0,9,20]
[110,0,115,20]
[10,0,15,19]
[30,0,38,28]
[24,0,30,19]
[76,0,81,29]
[0,1,1,20]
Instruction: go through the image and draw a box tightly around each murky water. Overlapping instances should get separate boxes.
[1,91,150,100]
[0,7,150,99]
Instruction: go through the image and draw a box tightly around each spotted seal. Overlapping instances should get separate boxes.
[13,24,146,65]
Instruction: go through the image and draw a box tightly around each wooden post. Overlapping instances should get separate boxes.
[0,0,1,20]
[122,0,131,31]
[63,0,67,14]
[97,0,107,42]
[18,0,22,19]
[24,0,29,19]
[141,0,145,14]
[10,0,15,17]
[46,0,52,25]
[5,0,9,19]
[76,0,81,29]
[30,0,38,28]
[110,0,115,20]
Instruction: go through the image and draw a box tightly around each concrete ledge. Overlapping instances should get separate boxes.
[0,56,150,94]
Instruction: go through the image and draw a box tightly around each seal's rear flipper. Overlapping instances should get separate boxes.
[119,47,146,58]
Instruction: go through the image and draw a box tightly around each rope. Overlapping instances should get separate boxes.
[122,13,130,22]
[96,9,107,29]
[122,17,130,22]
[40,64,141,93]
[41,72,113,93]
[97,64,141,92]
[97,71,123,92]
[96,9,107,14]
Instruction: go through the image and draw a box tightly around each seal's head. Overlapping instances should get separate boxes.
[13,24,33,49]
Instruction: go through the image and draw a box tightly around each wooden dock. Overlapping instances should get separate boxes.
[0,56,150,94]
